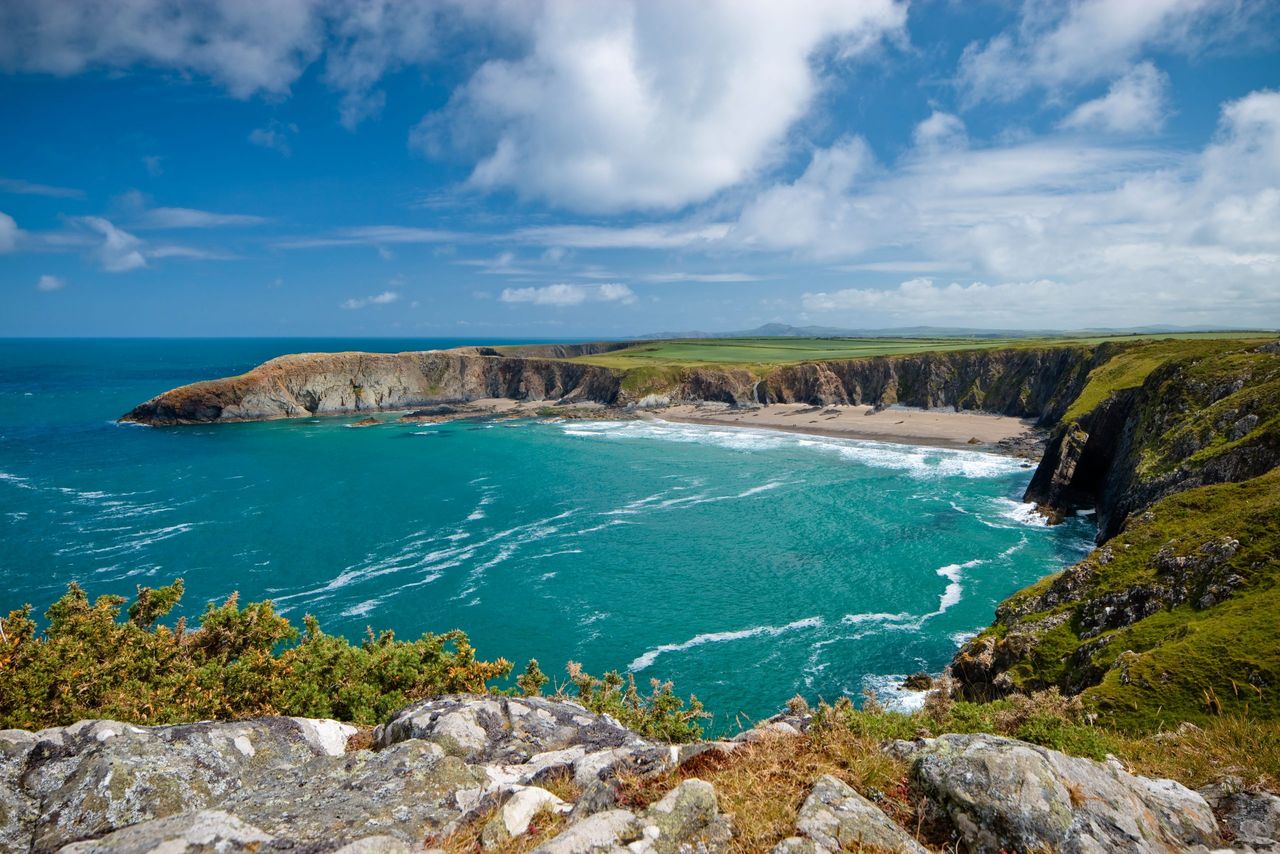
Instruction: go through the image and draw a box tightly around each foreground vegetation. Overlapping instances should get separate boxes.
[0,581,706,741]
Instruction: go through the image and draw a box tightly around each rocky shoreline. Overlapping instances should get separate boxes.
[5,694,1272,853]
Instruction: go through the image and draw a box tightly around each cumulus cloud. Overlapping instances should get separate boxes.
[79,216,147,272]
[0,211,17,252]
[957,0,1263,105]
[137,207,270,228]
[1061,62,1170,133]
[340,290,400,309]
[37,274,65,292]
[731,87,1280,326]
[426,0,907,212]
[500,283,636,306]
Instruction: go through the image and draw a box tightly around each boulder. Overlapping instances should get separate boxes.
[1198,780,1280,850]
[533,780,732,854]
[912,733,1222,853]
[793,775,927,853]
[56,810,273,853]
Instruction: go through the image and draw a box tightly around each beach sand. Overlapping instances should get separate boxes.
[393,398,1040,455]
[651,402,1038,451]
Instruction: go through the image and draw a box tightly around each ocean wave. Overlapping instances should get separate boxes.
[990,498,1050,527]
[628,616,824,672]
[933,558,985,615]
[559,420,1023,480]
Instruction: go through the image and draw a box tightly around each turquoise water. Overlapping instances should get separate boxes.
[0,339,1093,729]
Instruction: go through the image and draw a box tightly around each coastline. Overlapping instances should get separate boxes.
[375,398,1042,457]
[647,402,1041,456]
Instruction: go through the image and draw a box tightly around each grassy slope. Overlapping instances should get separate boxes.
[565,332,1271,369]
[990,469,1280,731]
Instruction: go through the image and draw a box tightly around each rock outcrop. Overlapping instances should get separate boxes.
[4,696,1254,853]
[910,733,1221,853]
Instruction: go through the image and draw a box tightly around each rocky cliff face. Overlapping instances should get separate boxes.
[1025,340,1280,540]
[0,696,1241,853]
[121,344,1100,426]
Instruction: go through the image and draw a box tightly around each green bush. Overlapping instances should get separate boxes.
[0,580,513,730]
[556,661,709,743]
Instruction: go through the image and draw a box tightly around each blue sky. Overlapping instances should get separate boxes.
[1,0,1278,337]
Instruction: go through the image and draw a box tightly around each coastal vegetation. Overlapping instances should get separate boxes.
[0,580,706,741]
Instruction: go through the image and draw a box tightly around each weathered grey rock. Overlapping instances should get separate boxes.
[481,785,569,848]
[57,810,273,853]
[5,698,674,852]
[913,733,1222,853]
[23,717,351,852]
[1199,782,1280,850]
[534,780,732,854]
[631,779,733,854]
[531,809,639,854]
[376,695,662,767]
[769,838,821,854]
[793,775,927,853]
[331,837,415,854]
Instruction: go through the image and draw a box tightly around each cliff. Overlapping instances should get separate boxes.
[121,343,1100,425]
[952,339,1280,727]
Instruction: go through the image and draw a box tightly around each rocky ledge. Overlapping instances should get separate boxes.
[3,695,1271,853]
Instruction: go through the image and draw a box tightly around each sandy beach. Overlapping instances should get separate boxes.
[390,398,1040,455]
[651,402,1039,452]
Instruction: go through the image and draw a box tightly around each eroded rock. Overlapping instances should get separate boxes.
[792,775,927,853]
[912,733,1221,853]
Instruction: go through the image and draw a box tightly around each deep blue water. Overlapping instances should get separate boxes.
[0,339,1093,728]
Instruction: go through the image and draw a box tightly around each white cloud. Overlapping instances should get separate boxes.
[427,0,907,212]
[500,282,636,306]
[36,274,65,292]
[912,111,967,152]
[341,290,401,309]
[731,87,1280,326]
[957,0,1261,105]
[514,223,732,250]
[1061,62,1170,133]
[0,211,17,252]
[79,216,146,272]
[0,177,83,198]
[276,225,465,249]
[138,207,270,228]
[802,277,1072,324]
[0,0,325,98]
[249,121,297,156]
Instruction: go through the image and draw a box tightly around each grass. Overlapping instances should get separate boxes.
[567,333,1274,370]
[965,467,1280,732]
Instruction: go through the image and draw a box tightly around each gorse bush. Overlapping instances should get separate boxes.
[0,580,512,730]
[0,580,710,742]
[557,661,709,743]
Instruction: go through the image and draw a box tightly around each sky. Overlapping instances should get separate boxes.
[1,0,1278,338]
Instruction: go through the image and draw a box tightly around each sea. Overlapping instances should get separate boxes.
[0,338,1095,730]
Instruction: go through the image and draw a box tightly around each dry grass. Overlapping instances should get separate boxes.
[615,726,921,853]
[1124,716,1280,791]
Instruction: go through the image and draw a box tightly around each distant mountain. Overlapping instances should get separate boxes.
[636,323,1267,340]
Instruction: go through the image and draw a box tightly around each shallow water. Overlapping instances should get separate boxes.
[0,339,1094,730]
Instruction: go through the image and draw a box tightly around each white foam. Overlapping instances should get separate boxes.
[841,611,915,626]
[992,498,1050,527]
[559,420,1023,480]
[933,558,985,615]
[862,673,930,713]
[628,616,824,672]
[0,471,35,490]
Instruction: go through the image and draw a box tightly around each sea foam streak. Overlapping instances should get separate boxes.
[560,420,1023,480]
[628,616,824,672]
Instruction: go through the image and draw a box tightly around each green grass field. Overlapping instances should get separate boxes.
[565,332,1273,369]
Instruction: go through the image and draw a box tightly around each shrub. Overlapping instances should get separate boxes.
[0,580,512,730]
[559,661,709,743]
